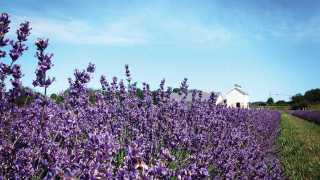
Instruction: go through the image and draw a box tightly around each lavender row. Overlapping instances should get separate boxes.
[0,13,283,179]
[292,110,320,124]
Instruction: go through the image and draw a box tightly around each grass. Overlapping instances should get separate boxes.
[310,104,320,111]
[266,105,290,111]
[277,113,320,179]
[252,103,320,111]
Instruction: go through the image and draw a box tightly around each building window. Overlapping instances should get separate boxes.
[236,102,241,108]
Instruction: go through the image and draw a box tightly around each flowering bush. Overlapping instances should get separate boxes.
[292,110,320,124]
[0,13,283,179]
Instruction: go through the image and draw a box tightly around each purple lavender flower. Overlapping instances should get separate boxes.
[0,18,10,55]
[0,63,10,80]
[0,12,284,180]
[0,50,5,58]
[9,21,31,62]
[180,78,189,101]
[9,41,27,61]
[11,64,22,79]
[17,21,31,42]
[0,13,10,35]
[292,110,320,124]
[125,64,131,82]
[100,75,109,90]
[0,15,30,108]
[87,62,95,73]
[35,38,48,51]
[67,63,95,109]
[0,13,10,56]
[10,64,23,90]
[33,38,54,88]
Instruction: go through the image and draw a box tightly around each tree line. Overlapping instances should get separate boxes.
[251,88,320,110]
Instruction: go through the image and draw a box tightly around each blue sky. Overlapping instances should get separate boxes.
[1,0,320,101]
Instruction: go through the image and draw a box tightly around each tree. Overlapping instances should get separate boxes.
[136,88,144,99]
[275,100,288,106]
[50,93,64,104]
[291,93,308,110]
[304,88,320,103]
[266,97,274,105]
[14,86,36,106]
[250,101,267,107]
[172,88,180,93]
[291,93,304,104]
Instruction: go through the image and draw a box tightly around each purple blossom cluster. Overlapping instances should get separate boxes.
[0,13,283,179]
[292,110,320,124]
[33,38,54,89]
[0,12,31,108]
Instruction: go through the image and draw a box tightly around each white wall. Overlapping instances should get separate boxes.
[215,94,224,105]
[225,89,249,108]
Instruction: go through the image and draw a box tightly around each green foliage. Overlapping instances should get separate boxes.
[278,113,320,179]
[14,87,37,106]
[250,101,267,107]
[266,97,274,105]
[167,149,220,177]
[115,148,126,168]
[50,93,64,104]
[310,104,320,111]
[290,89,320,110]
[208,164,220,177]
[304,88,320,104]
[291,93,309,110]
[50,93,58,99]
[152,90,158,105]
[136,88,144,99]
[172,88,180,93]
[275,100,288,106]
[168,149,190,171]
[265,105,290,111]
[89,93,96,104]
[291,93,304,104]
[88,89,103,105]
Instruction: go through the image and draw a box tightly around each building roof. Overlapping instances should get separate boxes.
[170,91,212,101]
[216,92,223,96]
[226,87,249,96]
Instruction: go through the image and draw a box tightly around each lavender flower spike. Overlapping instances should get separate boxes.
[87,62,95,73]
[33,38,54,88]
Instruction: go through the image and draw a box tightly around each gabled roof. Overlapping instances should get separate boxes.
[226,87,249,96]
[170,91,212,101]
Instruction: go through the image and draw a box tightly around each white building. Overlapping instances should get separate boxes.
[170,90,211,102]
[216,85,249,108]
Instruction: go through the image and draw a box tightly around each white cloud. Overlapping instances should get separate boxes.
[251,11,320,42]
[10,14,233,46]
[12,15,149,45]
[155,20,233,45]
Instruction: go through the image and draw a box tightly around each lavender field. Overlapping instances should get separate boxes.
[0,13,285,179]
[292,111,320,124]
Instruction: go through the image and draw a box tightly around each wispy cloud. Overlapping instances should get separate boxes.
[163,20,232,45]
[259,21,320,43]
[10,14,233,46]
[12,15,149,45]
[245,8,320,42]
